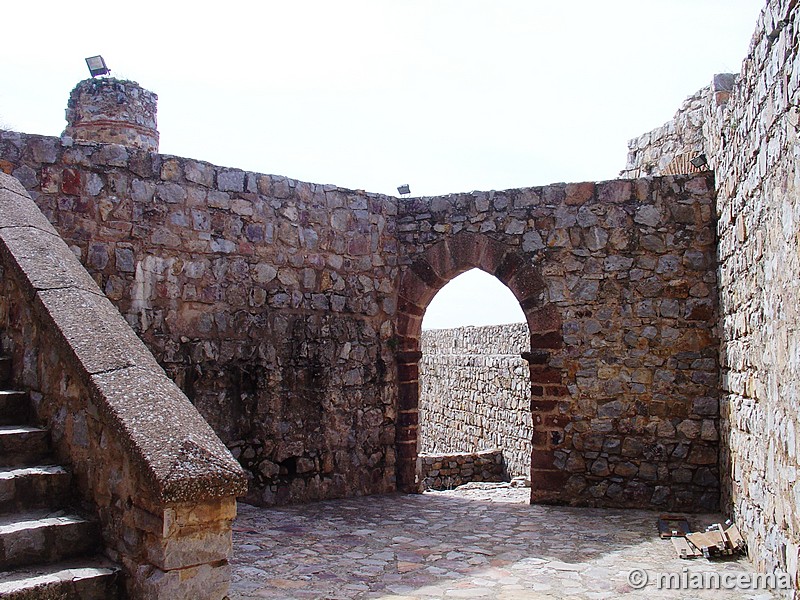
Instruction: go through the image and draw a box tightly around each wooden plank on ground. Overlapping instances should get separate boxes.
[672,536,702,559]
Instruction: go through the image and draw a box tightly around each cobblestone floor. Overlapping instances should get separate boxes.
[229,483,782,599]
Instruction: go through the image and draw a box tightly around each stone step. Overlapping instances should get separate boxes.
[0,466,72,514]
[0,358,10,387]
[0,559,119,599]
[0,390,30,426]
[0,511,101,570]
[0,427,50,467]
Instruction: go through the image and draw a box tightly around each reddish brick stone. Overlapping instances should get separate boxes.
[521,351,549,365]
[544,385,570,397]
[545,414,570,427]
[507,268,545,306]
[530,451,556,469]
[529,368,562,384]
[397,295,425,316]
[531,431,550,448]
[530,468,570,490]
[397,362,419,382]
[409,258,445,288]
[527,304,561,334]
[396,350,422,364]
[396,441,417,460]
[396,311,423,341]
[397,382,419,410]
[493,248,525,283]
[399,269,435,305]
[396,411,419,427]
[61,168,81,195]
[530,331,563,349]
[423,241,457,280]
[396,425,417,442]
[531,399,559,412]
[446,231,489,270]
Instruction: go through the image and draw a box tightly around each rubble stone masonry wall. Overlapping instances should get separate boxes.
[396,174,720,511]
[0,173,246,599]
[0,132,399,506]
[712,0,800,588]
[0,127,720,512]
[619,0,800,587]
[418,449,505,490]
[419,323,532,479]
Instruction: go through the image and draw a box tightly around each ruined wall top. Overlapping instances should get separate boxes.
[64,78,159,152]
[620,73,736,179]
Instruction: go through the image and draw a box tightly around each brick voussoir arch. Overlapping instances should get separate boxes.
[395,231,567,498]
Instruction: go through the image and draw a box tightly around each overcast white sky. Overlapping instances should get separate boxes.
[1,1,764,329]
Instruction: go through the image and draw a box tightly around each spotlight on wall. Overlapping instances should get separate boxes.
[690,153,708,169]
[397,184,411,196]
[85,55,110,78]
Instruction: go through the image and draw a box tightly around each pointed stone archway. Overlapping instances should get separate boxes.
[395,231,568,501]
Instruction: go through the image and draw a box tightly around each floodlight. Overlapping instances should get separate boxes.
[397,184,411,196]
[85,56,110,78]
[690,154,708,169]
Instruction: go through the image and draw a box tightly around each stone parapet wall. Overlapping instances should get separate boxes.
[419,323,532,479]
[0,130,399,506]
[419,449,505,490]
[0,103,721,513]
[396,174,721,511]
[0,173,246,599]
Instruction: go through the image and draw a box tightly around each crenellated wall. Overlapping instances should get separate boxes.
[419,323,532,479]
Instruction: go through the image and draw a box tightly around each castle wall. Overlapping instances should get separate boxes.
[0,132,399,505]
[712,0,800,586]
[419,323,532,479]
[397,176,720,510]
[619,0,800,586]
[0,130,719,511]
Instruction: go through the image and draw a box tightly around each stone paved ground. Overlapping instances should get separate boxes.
[229,484,782,599]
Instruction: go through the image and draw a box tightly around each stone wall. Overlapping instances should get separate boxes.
[396,174,721,511]
[0,108,721,512]
[712,0,800,588]
[419,449,505,490]
[0,131,399,506]
[620,74,736,179]
[619,0,800,588]
[0,173,246,599]
[419,323,532,479]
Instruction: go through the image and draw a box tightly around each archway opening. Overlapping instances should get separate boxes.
[417,269,532,490]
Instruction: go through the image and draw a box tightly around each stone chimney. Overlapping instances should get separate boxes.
[64,78,159,152]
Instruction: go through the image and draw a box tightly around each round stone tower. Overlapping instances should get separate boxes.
[64,78,159,152]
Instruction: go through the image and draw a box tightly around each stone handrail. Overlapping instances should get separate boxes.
[0,172,247,598]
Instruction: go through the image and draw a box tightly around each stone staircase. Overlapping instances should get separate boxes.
[0,355,119,598]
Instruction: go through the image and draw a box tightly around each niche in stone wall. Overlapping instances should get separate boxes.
[418,268,533,488]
